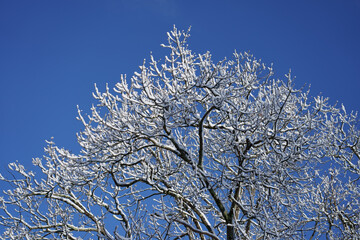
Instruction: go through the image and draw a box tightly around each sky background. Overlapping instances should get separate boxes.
[0,0,359,175]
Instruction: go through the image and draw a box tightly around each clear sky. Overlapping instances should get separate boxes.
[0,0,359,172]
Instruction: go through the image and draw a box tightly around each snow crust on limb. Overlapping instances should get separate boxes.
[0,26,359,240]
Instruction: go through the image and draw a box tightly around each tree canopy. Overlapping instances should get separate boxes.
[1,27,359,240]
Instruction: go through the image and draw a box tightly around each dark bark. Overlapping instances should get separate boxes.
[227,224,235,240]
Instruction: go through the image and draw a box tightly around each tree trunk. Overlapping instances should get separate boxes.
[227,224,235,240]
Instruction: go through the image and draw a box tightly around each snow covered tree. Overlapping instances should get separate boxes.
[1,27,359,240]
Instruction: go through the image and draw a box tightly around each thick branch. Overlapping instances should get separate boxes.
[198,106,216,169]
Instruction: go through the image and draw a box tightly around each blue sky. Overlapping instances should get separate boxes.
[0,0,359,172]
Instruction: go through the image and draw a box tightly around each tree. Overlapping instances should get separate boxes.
[0,27,359,240]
